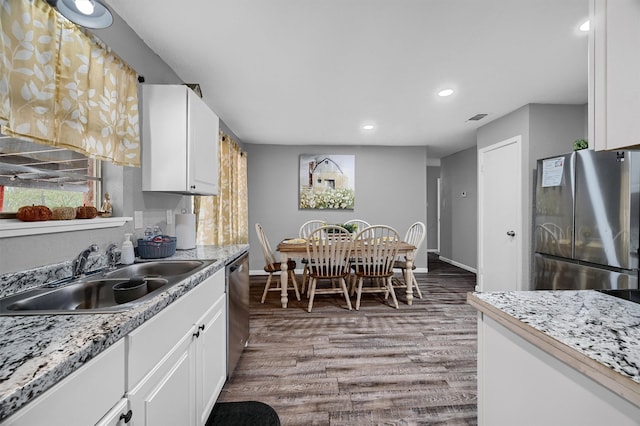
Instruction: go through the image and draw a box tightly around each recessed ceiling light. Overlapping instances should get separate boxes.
[362,124,375,130]
[438,89,454,97]
[47,0,113,29]
[74,0,94,15]
[579,20,590,32]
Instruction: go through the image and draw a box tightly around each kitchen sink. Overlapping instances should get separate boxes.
[596,289,640,304]
[0,259,216,315]
[103,260,208,280]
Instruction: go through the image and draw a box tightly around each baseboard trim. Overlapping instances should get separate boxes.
[437,256,477,274]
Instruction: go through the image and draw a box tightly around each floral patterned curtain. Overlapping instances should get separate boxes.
[0,0,140,166]
[195,132,248,245]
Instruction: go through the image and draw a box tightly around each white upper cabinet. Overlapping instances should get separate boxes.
[142,84,219,195]
[589,0,640,151]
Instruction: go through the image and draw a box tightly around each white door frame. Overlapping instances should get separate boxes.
[437,177,441,254]
[477,135,523,292]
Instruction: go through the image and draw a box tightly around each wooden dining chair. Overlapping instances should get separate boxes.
[299,220,326,239]
[305,225,353,312]
[392,221,426,299]
[255,223,301,304]
[344,219,370,237]
[352,225,401,310]
[298,220,326,294]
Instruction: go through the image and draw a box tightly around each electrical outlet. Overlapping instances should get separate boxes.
[166,210,173,225]
[134,211,143,229]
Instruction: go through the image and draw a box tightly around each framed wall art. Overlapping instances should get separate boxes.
[299,154,355,210]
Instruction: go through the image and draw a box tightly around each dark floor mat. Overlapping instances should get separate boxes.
[206,401,281,426]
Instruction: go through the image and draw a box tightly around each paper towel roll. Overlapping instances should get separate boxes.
[175,213,196,250]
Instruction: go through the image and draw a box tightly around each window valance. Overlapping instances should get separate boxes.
[0,0,140,167]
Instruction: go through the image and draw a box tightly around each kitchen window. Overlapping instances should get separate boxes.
[0,134,101,216]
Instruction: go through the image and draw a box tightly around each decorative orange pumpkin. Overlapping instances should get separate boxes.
[16,205,52,222]
[75,205,98,219]
[51,207,76,220]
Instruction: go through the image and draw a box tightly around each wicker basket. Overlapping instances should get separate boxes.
[137,237,177,259]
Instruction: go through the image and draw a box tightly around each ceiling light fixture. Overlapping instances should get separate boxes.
[362,124,375,130]
[579,20,590,32]
[438,89,454,97]
[74,0,94,15]
[46,0,113,29]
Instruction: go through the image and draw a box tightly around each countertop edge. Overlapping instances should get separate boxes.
[0,244,249,421]
[466,292,640,408]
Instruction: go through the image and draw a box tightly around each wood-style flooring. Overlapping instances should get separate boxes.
[217,254,478,425]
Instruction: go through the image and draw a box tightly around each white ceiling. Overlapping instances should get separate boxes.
[105,0,589,159]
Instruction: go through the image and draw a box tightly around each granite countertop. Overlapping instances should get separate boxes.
[468,290,640,407]
[0,244,249,421]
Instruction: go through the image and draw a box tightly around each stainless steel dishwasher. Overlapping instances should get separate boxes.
[226,252,250,378]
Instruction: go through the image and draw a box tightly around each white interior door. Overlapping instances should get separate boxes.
[478,136,522,292]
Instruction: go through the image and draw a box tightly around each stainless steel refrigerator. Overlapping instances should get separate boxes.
[534,149,639,290]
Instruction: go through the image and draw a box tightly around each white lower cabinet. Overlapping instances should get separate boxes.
[477,314,640,425]
[128,328,196,426]
[1,339,125,426]
[126,269,227,426]
[0,269,227,426]
[95,399,132,426]
[195,295,227,425]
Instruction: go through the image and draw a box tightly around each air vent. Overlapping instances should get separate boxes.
[467,113,488,121]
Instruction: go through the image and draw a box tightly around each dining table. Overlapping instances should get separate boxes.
[276,238,417,308]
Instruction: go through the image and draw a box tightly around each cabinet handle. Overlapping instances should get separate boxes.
[193,324,205,338]
[120,410,133,423]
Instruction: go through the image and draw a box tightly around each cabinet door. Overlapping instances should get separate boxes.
[2,340,125,426]
[128,331,196,426]
[591,0,640,150]
[95,399,130,426]
[187,89,219,195]
[195,293,227,425]
[141,84,189,193]
[127,269,223,390]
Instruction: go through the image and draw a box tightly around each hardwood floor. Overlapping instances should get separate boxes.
[217,254,478,425]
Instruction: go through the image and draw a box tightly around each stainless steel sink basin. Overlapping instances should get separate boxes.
[103,260,208,279]
[0,259,216,315]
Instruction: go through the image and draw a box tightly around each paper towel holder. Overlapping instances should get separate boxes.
[175,211,196,250]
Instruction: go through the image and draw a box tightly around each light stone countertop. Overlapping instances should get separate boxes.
[0,244,249,421]
[468,290,640,407]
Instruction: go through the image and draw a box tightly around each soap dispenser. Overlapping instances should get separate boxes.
[121,233,135,265]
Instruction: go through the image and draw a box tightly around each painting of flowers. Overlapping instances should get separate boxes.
[299,154,355,210]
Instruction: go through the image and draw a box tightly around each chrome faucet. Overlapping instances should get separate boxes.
[72,244,99,278]
[105,243,121,271]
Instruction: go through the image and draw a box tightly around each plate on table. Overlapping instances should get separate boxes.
[282,238,306,244]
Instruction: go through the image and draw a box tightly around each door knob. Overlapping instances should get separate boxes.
[506,231,516,237]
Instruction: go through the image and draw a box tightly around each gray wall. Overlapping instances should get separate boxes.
[529,104,588,167]
[426,166,440,251]
[247,144,428,272]
[476,103,586,288]
[439,147,477,270]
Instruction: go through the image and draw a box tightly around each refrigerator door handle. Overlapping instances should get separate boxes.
[507,231,516,237]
